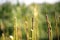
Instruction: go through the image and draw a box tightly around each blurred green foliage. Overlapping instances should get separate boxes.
[0,2,60,40]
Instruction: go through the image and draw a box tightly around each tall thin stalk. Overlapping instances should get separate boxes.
[46,15,53,40]
[13,17,18,40]
[17,23,22,40]
[25,21,29,40]
[31,17,34,40]
[55,13,59,40]
[31,5,39,40]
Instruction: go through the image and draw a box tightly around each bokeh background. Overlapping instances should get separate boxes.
[0,0,60,40]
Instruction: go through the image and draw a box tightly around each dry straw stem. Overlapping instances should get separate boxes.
[32,5,39,40]
[46,15,53,40]
[25,21,29,40]
[13,17,18,40]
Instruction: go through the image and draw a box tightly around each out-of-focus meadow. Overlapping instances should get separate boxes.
[0,1,60,40]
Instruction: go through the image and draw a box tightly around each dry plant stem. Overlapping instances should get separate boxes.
[46,15,53,40]
[25,21,29,40]
[13,17,18,40]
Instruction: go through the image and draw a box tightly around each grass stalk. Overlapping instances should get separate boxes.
[55,14,59,40]
[46,15,53,40]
